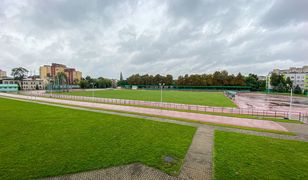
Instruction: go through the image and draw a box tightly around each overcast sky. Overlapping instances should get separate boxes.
[0,0,307,79]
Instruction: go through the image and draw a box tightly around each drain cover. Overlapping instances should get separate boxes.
[164,156,174,163]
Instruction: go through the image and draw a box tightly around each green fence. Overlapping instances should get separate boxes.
[0,84,19,92]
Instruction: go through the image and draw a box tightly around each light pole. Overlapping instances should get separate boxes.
[91,83,95,100]
[288,84,293,120]
[50,80,53,97]
[159,83,165,107]
[266,74,269,94]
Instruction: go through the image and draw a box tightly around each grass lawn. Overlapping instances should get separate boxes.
[0,98,196,180]
[214,130,308,179]
[58,89,236,107]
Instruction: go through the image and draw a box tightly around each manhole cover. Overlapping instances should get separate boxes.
[164,156,174,163]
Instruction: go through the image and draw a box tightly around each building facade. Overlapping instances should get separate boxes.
[270,66,308,91]
[39,65,51,80]
[39,63,82,85]
[0,69,7,78]
[2,77,44,90]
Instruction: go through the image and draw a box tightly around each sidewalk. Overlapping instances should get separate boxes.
[0,93,288,131]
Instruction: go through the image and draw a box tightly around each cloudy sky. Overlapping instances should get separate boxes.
[0,0,307,79]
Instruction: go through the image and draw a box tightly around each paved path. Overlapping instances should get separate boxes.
[179,127,214,180]
[0,93,288,131]
[43,163,177,180]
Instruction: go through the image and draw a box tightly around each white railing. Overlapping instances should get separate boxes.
[19,91,308,122]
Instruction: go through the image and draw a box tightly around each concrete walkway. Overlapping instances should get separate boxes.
[0,93,288,131]
[43,163,177,180]
[179,127,214,180]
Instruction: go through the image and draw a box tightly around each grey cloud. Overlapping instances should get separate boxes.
[260,0,308,27]
[0,0,307,78]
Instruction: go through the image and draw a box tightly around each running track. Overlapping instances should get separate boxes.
[0,93,288,131]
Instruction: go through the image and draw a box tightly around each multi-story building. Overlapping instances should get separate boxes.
[39,63,82,85]
[0,69,7,78]
[111,79,118,88]
[270,66,308,91]
[257,76,266,81]
[39,65,51,80]
[1,77,44,90]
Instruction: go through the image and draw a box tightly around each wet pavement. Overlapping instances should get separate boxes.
[235,93,308,113]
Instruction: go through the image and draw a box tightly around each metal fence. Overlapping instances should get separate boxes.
[19,91,308,123]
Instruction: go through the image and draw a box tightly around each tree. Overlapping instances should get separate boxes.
[54,72,68,91]
[245,74,259,91]
[11,67,29,90]
[234,73,245,86]
[293,85,302,94]
[79,77,112,89]
[286,77,292,87]
[55,72,67,86]
[275,83,287,92]
[79,80,89,89]
[258,80,266,91]
[120,72,123,81]
[270,73,289,92]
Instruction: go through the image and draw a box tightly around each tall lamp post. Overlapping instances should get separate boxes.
[91,82,95,100]
[288,84,293,120]
[266,74,269,94]
[159,83,165,107]
[50,80,54,97]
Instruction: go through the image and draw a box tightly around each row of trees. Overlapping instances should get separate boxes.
[119,71,266,91]
[79,76,112,89]
[176,71,246,86]
[124,74,173,85]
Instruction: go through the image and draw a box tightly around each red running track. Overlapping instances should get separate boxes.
[0,93,288,132]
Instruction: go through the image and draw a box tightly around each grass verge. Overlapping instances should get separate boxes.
[214,130,308,179]
[0,97,196,179]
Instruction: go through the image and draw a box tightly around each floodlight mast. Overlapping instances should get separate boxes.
[91,82,95,100]
[159,83,165,107]
[288,84,293,120]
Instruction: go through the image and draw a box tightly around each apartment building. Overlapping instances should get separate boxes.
[271,66,308,90]
[39,63,82,85]
[0,69,7,78]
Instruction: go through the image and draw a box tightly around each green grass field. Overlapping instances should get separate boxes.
[0,98,196,179]
[214,131,308,179]
[58,89,237,107]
